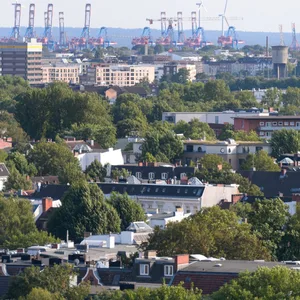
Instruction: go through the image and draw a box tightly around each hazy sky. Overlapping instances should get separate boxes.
[1,0,300,33]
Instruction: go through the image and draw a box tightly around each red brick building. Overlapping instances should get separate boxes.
[234,116,300,139]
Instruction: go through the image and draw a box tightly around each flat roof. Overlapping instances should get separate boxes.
[184,140,268,146]
[179,260,288,274]
[234,116,300,120]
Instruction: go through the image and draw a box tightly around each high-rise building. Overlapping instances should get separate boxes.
[0,38,42,84]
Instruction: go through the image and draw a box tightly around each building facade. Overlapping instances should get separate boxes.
[0,38,42,84]
[234,116,300,139]
[42,63,80,84]
[82,64,155,86]
[183,139,272,170]
[162,111,270,125]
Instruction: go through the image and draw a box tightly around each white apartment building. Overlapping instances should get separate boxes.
[83,64,155,86]
[42,63,80,84]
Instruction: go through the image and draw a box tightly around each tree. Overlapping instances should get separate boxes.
[203,80,233,102]
[261,88,282,108]
[212,266,300,300]
[24,287,61,300]
[142,206,270,260]
[85,160,107,182]
[6,151,37,176]
[93,284,202,300]
[111,168,131,181]
[270,129,300,158]
[27,142,83,184]
[16,83,112,140]
[7,264,89,300]
[234,90,260,109]
[241,150,280,171]
[109,192,146,231]
[172,68,190,84]
[174,119,216,140]
[5,167,32,191]
[248,198,289,258]
[142,131,184,163]
[47,182,121,242]
[0,196,57,249]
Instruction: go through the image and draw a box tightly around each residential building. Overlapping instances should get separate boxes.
[111,163,195,182]
[159,52,202,62]
[183,139,271,170]
[163,62,197,81]
[33,181,240,215]
[239,169,300,198]
[171,260,292,295]
[0,38,42,84]
[82,64,155,87]
[42,63,80,84]
[148,211,191,229]
[234,115,300,139]
[162,110,270,125]
[77,148,124,171]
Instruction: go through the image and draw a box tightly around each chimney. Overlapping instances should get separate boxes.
[90,140,94,147]
[174,254,189,271]
[144,250,157,259]
[42,197,53,212]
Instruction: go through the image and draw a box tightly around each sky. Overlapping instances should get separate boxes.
[1,0,300,33]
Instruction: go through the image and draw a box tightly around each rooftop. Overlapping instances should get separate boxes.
[234,116,300,120]
[178,260,288,274]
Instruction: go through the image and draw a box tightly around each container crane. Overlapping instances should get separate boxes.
[24,4,35,41]
[290,23,300,51]
[44,4,53,42]
[80,3,91,49]
[59,12,67,48]
[10,2,21,41]
[132,27,154,46]
[217,0,244,48]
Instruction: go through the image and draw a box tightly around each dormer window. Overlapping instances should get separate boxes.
[149,172,155,180]
[164,265,174,276]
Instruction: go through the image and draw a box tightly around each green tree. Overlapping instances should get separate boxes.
[234,90,260,109]
[241,150,280,171]
[47,182,121,242]
[7,151,37,176]
[5,167,32,191]
[142,206,270,260]
[261,88,282,108]
[142,131,184,163]
[172,68,190,84]
[7,264,89,300]
[24,287,62,300]
[109,192,146,231]
[111,168,131,181]
[27,142,83,184]
[203,80,233,102]
[212,266,300,300]
[0,196,57,248]
[270,129,300,158]
[93,284,202,300]
[174,119,216,140]
[85,160,107,182]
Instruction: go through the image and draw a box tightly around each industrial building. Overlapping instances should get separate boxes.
[0,38,42,84]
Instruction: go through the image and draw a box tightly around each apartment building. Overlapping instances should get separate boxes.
[42,63,80,84]
[82,64,155,86]
[234,116,300,139]
[163,62,197,81]
[0,38,42,84]
[183,139,272,170]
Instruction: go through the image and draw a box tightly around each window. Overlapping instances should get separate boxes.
[259,122,265,126]
[228,148,232,153]
[259,132,265,136]
[136,172,142,179]
[291,122,295,126]
[164,265,174,276]
[266,122,271,127]
[256,147,263,152]
[297,122,300,127]
[215,116,219,124]
[161,173,168,180]
[278,122,283,126]
[284,122,289,126]
[272,122,277,126]
[140,264,149,275]
[149,172,155,180]
[186,145,193,152]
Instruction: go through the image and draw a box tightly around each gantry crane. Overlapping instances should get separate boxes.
[11,2,21,40]
[80,3,91,49]
[24,4,35,41]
